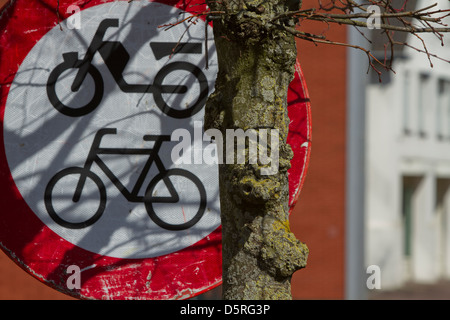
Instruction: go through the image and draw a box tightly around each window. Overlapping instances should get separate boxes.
[402,176,421,264]
[402,71,411,135]
[418,73,430,138]
[437,79,450,140]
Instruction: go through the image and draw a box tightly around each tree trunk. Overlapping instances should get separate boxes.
[205,0,309,300]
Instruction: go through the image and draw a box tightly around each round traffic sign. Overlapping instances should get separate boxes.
[0,0,311,299]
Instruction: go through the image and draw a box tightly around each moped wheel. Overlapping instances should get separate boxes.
[144,169,207,231]
[47,54,104,117]
[153,62,208,119]
[44,167,107,229]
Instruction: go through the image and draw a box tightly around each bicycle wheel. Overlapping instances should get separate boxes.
[144,169,207,231]
[44,167,106,229]
[47,53,104,117]
[153,62,209,119]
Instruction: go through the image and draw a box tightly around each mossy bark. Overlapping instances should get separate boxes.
[205,0,309,300]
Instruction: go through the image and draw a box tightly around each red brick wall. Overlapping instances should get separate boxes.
[0,251,74,299]
[290,1,348,299]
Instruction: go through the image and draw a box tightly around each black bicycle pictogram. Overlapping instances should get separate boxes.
[47,18,209,119]
[44,128,207,230]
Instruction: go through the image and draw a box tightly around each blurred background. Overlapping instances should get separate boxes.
[290,0,450,300]
[2,0,450,299]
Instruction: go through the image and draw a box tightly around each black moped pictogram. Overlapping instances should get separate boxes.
[47,19,209,119]
[44,128,207,230]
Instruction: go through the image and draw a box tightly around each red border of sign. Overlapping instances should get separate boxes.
[0,0,311,300]
[288,63,312,213]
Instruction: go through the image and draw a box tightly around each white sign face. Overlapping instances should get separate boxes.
[3,1,220,259]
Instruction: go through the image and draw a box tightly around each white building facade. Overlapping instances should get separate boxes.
[365,0,450,290]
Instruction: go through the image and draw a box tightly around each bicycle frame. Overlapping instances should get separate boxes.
[73,128,178,203]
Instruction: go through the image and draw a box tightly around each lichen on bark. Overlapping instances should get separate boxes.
[205,0,308,300]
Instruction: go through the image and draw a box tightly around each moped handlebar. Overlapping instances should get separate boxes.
[143,135,171,142]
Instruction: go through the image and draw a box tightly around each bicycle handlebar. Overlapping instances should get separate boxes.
[93,129,171,146]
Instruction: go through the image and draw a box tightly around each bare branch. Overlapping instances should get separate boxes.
[154,0,450,77]
[289,0,450,77]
